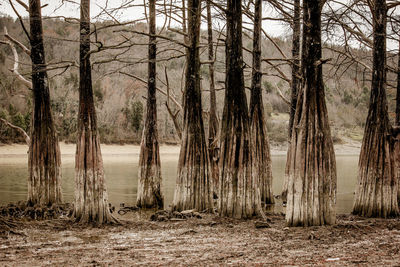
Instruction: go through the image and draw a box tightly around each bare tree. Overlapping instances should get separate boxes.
[27,0,62,206]
[205,0,219,196]
[353,0,399,217]
[74,0,116,224]
[282,0,301,204]
[285,0,336,226]
[172,0,213,211]
[218,0,260,218]
[249,0,273,206]
[136,0,163,209]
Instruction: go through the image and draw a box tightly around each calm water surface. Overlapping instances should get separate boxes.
[0,153,358,214]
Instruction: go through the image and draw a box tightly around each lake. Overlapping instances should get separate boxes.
[0,145,359,214]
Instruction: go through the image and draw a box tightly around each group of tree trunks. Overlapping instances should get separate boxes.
[20,0,400,225]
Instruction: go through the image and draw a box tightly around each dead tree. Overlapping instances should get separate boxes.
[206,0,219,196]
[285,0,336,226]
[218,0,260,218]
[74,0,116,224]
[353,0,399,217]
[172,0,213,211]
[27,0,62,206]
[136,0,163,209]
[281,0,302,204]
[249,0,273,205]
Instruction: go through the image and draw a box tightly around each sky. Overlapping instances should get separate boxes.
[0,0,288,38]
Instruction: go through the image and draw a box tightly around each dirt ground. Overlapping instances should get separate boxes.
[1,211,400,266]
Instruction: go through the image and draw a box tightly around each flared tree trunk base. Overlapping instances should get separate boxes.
[173,130,213,212]
[137,135,163,209]
[28,135,62,206]
[353,128,399,218]
[74,130,117,225]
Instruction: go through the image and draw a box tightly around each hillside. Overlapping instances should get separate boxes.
[0,16,385,146]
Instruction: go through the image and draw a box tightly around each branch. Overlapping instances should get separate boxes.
[3,26,31,56]
[15,0,28,11]
[119,71,182,110]
[0,118,30,145]
[0,31,32,89]
[165,102,182,140]
[274,83,291,106]
[8,0,31,41]
[388,1,400,9]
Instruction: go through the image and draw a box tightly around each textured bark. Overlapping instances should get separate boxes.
[218,0,260,219]
[285,0,337,226]
[395,39,400,205]
[136,0,163,209]
[206,0,219,196]
[27,0,62,206]
[288,0,301,139]
[74,0,116,224]
[250,0,273,205]
[396,39,400,126]
[353,0,399,217]
[172,0,213,212]
[282,0,301,203]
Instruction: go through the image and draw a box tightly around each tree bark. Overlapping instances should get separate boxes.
[395,38,400,205]
[136,0,164,209]
[206,0,219,197]
[27,0,62,206]
[74,0,116,224]
[353,0,399,217]
[172,0,213,211]
[282,0,302,203]
[288,0,301,139]
[285,0,337,226]
[250,0,274,205]
[218,0,260,219]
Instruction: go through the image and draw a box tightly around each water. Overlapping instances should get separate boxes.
[0,151,358,214]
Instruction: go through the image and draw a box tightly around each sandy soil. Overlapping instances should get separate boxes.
[1,212,399,266]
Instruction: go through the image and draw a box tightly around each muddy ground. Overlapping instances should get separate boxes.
[1,211,400,266]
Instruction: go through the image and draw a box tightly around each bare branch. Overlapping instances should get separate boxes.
[0,28,32,89]
[0,118,30,145]
[3,26,31,56]
[119,71,182,110]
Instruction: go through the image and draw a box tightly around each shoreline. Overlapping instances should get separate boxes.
[0,141,361,157]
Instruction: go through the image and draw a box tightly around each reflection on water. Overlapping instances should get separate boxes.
[0,153,358,214]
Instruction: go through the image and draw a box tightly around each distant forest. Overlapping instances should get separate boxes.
[0,13,391,145]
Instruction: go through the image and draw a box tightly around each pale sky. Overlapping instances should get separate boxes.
[0,0,288,38]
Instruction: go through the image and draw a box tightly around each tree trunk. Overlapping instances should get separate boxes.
[218,0,260,219]
[172,0,213,211]
[136,0,163,209]
[395,39,400,205]
[282,0,302,203]
[353,0,399,217]
[288,0,301,139]
[250,0,274,205]
[206,0,219,197]
[74,0,116,224]
[285,0,337,226]
[27,0,62,206]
